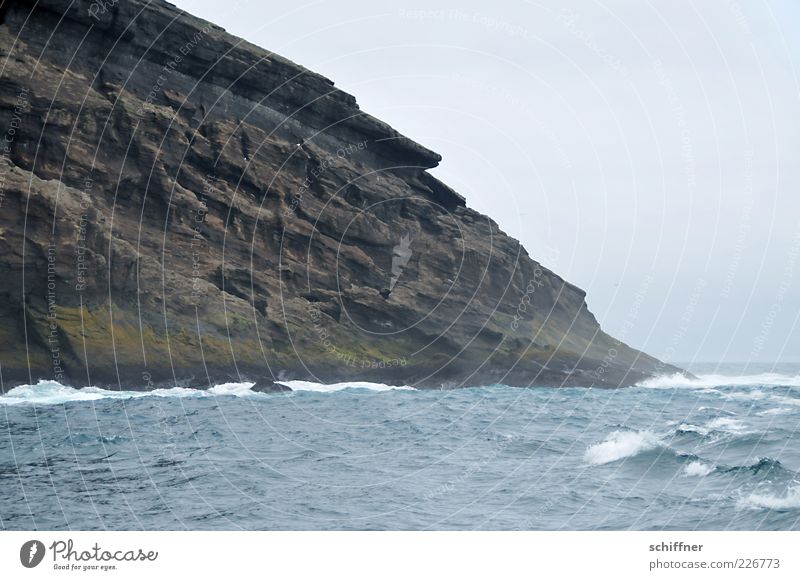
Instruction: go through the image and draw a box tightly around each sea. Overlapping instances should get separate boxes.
[2,362,800,530]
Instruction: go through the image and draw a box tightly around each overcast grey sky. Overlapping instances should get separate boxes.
[177,0,800,365]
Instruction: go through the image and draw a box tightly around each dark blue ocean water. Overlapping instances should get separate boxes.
[2,363,800,530]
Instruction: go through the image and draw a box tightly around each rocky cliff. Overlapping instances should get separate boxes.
[0,0,678,391]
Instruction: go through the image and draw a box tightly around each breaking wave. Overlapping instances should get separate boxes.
[677,417,748,437]
[740,486,800,510]
[0,380,221,406]
[0,379,416,405]
[637,373,800,389]
[585,430,660,465]
[683,461,714,477]
[275,380,415,392]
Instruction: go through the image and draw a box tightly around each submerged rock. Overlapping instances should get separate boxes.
[0,0,681,390]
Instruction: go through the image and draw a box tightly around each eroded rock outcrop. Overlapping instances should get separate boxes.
[0,0,678,390]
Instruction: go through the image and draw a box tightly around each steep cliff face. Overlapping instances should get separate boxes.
[0,0,676,390]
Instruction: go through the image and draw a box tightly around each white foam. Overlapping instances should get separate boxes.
[768,395,800,407]
[726,390,768,401]
[758,408,793,416]
[637,372,800,389]
[705,417,746,432]
[0,379,417,405]
[276,380,415,393]
[585,430,660,465]
[0,381,140,405]
[683,461,714,477]
[677,423,708,436]
[740,486,800,510]
[208,382,256,396]
[148,387,211,398]
[0,380,264,406]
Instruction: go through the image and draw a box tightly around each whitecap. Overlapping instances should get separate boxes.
[208,382,257,396]
[705,417,746,432]
[757,408,793,416]
[725,390,768,401]
[739,486,800,510]
[683,461,714,477]
[0,381,142,405]
[637,372,800,389]
[276,380,415,393]
[677,423,709,436]
[585,430,660,465]
[149,387,211,398]
[0,379,416,405]
[768,395,800,407]
[0,380,265,406]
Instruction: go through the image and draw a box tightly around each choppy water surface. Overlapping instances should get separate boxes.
[2,363,800,530]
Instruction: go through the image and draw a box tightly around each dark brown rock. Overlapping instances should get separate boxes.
[0,0,684,391]
[251,380,292,394]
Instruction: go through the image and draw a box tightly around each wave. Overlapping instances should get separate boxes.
[585,430,660,465]
[0,379,416,405]
[637,372,800,389]
[721,457,790,476]
[705,417,746,431]
[0,380,260,406]
[683,461,714,477]
[208,382,259,396]
[739,486,800,510]
[275,380,415,393]
[676,423,709,436]
[676,416,747,438]
[765,395,800,407]
[758,407,794,416]
[585,427,793,480]
[725,390,768,401]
